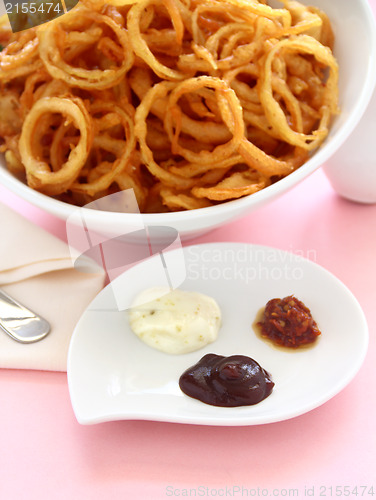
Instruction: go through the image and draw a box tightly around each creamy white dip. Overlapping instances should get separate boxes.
[128,287,221,354]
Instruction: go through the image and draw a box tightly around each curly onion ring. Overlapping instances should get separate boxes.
[0,27,42,82]
[0,30,39,70]
[259,34,339,150]
[70,101,137,196]
[164,76,245,164]
[129,66,234,145]
[160,188,213,210]
[127,0,185,81]
[192,169,268,200]
[135,81,195,189]
[38,7,134,90]
[19,97,93,195]
[225,0,292,28]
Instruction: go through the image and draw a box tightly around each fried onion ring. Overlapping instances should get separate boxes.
[19,97,93,195]
[38,7,134,90]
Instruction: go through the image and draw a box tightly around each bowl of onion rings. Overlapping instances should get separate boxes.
[1,0,376,239]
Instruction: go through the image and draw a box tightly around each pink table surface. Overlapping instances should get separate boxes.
[1,3,376,498]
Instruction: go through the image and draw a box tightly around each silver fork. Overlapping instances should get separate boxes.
[0,289,50,343]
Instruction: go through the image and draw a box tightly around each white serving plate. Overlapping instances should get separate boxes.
[67,243,368,425]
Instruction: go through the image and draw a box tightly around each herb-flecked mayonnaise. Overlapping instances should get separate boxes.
[128,287,221,354]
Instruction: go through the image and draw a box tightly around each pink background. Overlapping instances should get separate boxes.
[1,3,376,499]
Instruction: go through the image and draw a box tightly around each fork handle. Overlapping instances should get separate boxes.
[0,289,50,343]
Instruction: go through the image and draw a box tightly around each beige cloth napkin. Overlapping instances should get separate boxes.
[0,202,106,371]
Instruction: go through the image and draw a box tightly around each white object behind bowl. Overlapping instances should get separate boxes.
[324,87,376,204]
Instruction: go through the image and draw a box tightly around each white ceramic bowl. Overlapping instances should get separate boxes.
[1,0,376,240]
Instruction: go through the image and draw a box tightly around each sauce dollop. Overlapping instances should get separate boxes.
[128,287,221,354]
[257,295,321,348]
[179,353,274,407]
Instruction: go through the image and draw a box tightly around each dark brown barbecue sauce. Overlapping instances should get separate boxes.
[257,295,321,348]
[179,353,274,407]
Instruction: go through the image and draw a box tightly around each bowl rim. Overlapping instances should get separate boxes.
[1,0,376,225]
